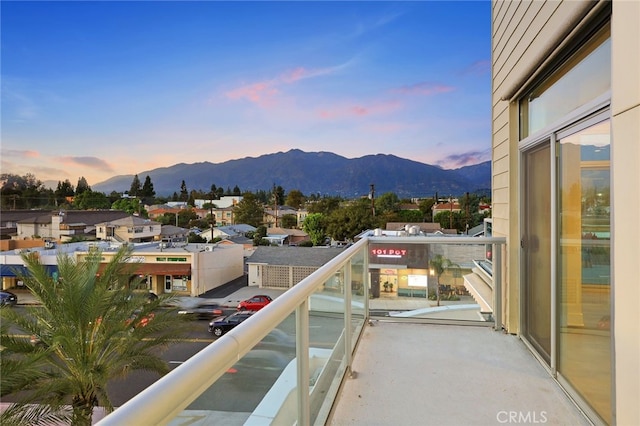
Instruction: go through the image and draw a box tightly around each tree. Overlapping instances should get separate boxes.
[233,193,264,227]
[111,198,147,217]
[252,225,270,246]
[281,214,298,229]
[375,192,400,215]
[302,213,327,246]
[76,177,91,195]
[0,247,186,426]
[141,176,155,201]
[129,175,142,197]
[73,190,111,210]
[307,196,342,215]
[1,173,47,209]
[418,198,436,222]
[55,179,75,206]
[429,254,454,306]
[285,189,305,210]
[326,199,377,242]
[180,180,188,202]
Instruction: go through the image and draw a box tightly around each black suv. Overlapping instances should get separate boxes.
[208,311,254,337]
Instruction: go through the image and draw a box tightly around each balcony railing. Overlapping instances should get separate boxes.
[96,235,505,426]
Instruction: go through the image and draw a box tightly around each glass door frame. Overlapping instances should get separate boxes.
[518,93,610,373]
[518,94,611,425]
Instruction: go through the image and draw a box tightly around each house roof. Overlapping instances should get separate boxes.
[267,227,308,237]
[246,246,345,267]
[385,222,442,232]
[217,224,256,235]
[160,225,189,237]
[96,216,160,227]
[10,210,130,226]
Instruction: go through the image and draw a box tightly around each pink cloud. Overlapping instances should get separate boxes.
[56,156,114,172]
[319,99,402,120]
[224,63,346,107]
[462,60,491,76]
[281,67,309,83]
[392,82,455,96]
[2,149,40,158]
[225,81,280,106]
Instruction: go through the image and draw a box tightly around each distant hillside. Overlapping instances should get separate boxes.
[93,149,491,198]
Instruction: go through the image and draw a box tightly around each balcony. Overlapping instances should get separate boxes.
[96,236,590,426]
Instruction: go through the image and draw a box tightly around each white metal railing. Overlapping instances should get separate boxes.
[96,235,505,426]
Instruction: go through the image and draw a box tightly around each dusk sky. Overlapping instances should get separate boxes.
[1,1,492,188]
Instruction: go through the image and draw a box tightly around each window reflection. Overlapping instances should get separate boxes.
[558,119,611,424]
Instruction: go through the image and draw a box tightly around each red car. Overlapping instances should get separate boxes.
[237,295,273,311]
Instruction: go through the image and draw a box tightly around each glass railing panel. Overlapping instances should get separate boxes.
[369,240,495,323]
[308,265,348,424]
[349,246,367,352]
[237,314,298,425]
[180,313,297,425]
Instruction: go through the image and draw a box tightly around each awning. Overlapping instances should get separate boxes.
[98,263,191,276]
[0,264,59,277]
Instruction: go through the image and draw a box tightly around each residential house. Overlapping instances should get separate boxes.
[11,210,129,242]
[95,216,161,243]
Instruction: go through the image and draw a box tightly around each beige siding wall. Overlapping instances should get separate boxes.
[612,1,640,424]
[491,0,600,333]
[493,0,639,423]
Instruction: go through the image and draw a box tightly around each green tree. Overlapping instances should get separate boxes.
[233,193,264,227]
[418,198,436,222]
[284,189,305,210]
[302,213,327,246]
[180,180,188,202]
[0,247,186,426]
[252,225,269,246]
[76,177,91,195]
[281,214,298,229]
[141,176,155,200]
[307,196,342,215]
[1,173,47,209]
[326,199,377,242]
[111,198,147,217]
[55,179,75,206]
[429,254,454,306]
[129,175,142,197]
[73,190,111,210]
[375,192,400,215]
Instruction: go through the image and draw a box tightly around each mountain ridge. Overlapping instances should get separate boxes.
[93,149,491,198]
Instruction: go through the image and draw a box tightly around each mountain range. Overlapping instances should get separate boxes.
[92,149,491,198]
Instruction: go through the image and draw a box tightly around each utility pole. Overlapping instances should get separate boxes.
[370,184,375,217]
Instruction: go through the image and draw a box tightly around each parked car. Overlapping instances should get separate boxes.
[237,295,273,311]
[178,302,225,320]
[0,290,18,307]
[208,311,254,337]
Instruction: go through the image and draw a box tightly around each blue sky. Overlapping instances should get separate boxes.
[1,1,491,187]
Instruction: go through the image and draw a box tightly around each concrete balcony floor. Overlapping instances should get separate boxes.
[328,321,591,426]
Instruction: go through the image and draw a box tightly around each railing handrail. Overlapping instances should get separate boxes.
[97,235,505,425]
[96,238,368,426]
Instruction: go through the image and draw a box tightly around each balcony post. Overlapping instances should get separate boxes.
[296,299,310,425]
[493,242,503,331]
[345,261,353,375]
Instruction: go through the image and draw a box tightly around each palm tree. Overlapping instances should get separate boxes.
[429,254,454,307]
[0,246,187,426]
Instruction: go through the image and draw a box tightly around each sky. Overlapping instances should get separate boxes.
[1,1,492,188]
